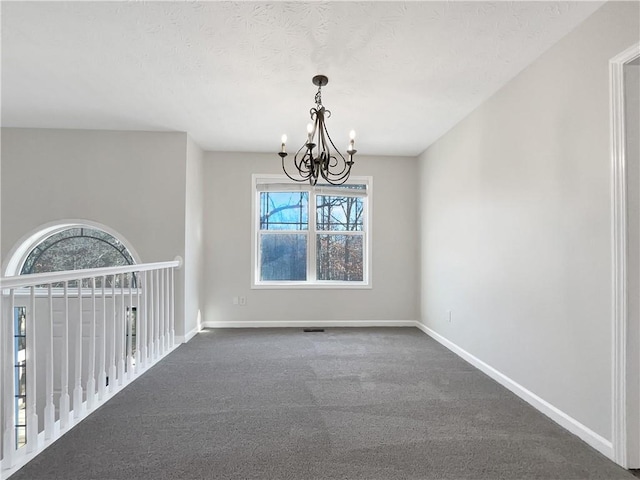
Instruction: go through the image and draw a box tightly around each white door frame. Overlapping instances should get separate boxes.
[611,41,640,468]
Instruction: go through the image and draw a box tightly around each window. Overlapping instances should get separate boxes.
[21,227,134,274]
[253,175,371,287]
[20,226,136,287]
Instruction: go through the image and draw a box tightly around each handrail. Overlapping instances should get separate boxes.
[0,257,182,289]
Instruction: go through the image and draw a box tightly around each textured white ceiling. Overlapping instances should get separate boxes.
[1,1,604,156]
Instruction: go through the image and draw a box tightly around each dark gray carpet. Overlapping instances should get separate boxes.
[11,328,634,479]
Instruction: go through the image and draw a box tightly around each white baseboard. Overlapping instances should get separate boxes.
[202,320,418,329]
[415,322,614,460]
[177,324,201,343]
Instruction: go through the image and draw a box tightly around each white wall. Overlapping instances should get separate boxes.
[203,152,419,325]
[418,0,639,447]
[184,135,204,340]
[1,128,189,338]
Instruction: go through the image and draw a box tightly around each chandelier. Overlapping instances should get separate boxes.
[279,75,356,185]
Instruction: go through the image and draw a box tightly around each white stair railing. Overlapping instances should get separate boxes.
[0,258,181,480]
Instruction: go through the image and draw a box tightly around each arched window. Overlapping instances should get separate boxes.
[20,227,134,274]
[10,224,138,288]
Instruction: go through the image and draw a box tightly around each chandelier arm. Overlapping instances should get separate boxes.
[282,145,313,182]
[320,161,352,185]
[295,161,312,179]
[282,163,309,182]
[282,159,308,183]
[317,122,327,167]
[294,147,310,173]
[327,154,344,171]
[318,120,351,184]
[304,149,319,181]
[318,110,337,177]
[318,152,351,184]
[319,154,352,184]
[322,120,349,167]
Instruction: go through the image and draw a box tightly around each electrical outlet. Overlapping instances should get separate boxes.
[448,310,452,323]
[239,296,247,306]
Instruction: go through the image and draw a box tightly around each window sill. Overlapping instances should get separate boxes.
[252,281,371,290]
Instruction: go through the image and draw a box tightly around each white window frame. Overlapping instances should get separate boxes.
[251,174,372,289]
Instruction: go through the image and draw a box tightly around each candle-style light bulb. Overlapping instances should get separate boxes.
[281,134,287,153]
[307,123,314,143]
[347,130,356,154]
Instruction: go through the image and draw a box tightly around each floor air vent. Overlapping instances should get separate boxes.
[303,328,325,333]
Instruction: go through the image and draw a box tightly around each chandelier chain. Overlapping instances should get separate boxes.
[314,84,322,107]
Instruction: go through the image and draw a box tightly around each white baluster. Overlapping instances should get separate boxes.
[127,273,133,380]
[136,271,142,372]
[118,273,125,385]
[151,270,157,359]
[170,267,175,347]
[26,286,38,452]
[60,282,70,430]
[3,289,16,468]
[141,270,148,370]
[164,268,171,351]
[148,270,153,360]
[155,269,161,359]
[44,284,55,440]
[109,278,116,394]
[87,277,97,410]
[98,276,106,401]
[73,281,84,419]
[159,268,165,355]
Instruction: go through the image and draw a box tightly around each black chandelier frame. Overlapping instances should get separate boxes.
[279,75,356,186]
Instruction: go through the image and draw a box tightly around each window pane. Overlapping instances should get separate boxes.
[15,365,26,396]
[126,307,137,368]
[17,310,26,335]
[316,234,363,281]
[260,192,308,230]
[260,234,307,281]
[15,426,26,450]
[316,196,363,231]
[17,335,26,353]
[19,227,138,288]
[27,236,129,272]
[21,227,135,275]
